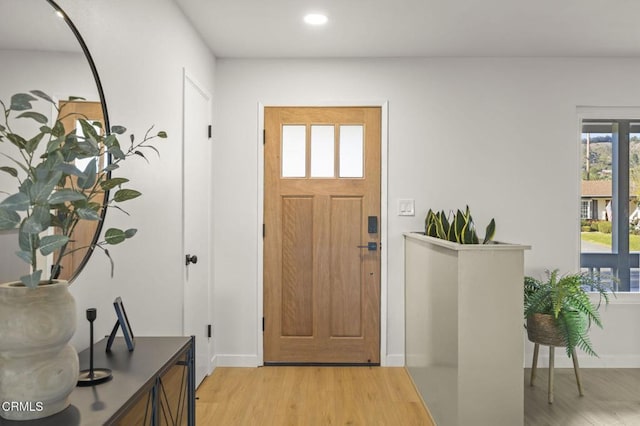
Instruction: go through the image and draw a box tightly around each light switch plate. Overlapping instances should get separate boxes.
[398,199,415,216]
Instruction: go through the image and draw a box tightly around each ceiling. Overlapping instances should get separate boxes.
[174,0,640,58]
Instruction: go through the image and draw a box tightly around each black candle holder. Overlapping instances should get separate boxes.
[77,308,112,386]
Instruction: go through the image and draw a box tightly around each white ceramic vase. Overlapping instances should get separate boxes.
[0,280,79,421]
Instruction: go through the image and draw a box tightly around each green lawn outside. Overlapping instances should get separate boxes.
[581,232,640,251]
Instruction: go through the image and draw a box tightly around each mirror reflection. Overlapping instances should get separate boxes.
[0,0,107,283]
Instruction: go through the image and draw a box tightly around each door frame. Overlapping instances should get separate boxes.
[256,101,389,366]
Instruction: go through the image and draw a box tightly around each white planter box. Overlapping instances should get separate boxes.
[404,232,530,426]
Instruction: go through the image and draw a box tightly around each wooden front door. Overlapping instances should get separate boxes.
[55,101,104,281]
[264,107,381,364]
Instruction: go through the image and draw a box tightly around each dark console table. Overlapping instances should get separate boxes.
[0,336,195,426]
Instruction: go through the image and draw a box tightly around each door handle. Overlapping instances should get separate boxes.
[357,242,378,251]
[185,254,198,265]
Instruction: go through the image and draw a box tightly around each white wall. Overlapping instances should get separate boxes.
[213,57,640,367]
[54,0,216,350]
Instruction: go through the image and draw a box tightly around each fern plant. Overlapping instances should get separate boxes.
[524,270,613,357]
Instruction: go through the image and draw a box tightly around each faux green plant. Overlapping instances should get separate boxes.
[425,206,495,244]
[0,91,166,287]
[524,270,613,357]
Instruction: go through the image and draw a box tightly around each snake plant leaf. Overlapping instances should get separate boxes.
[113,189,141,203]
[10,93,37,111]
[0,208,20,229]
[39,235,70,256]
[22,205,51,234]
[0,192,30,211]
[16,111,48,124]
[441,211,451,238]
[454,210,465,243]
[77,158,97,190]
[483,218,496,244]
[20,269,42,289]
[0,166,18,178]
[48,189,86,205]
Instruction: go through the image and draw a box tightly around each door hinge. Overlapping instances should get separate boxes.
[262,317,265,332]
[208,125,212,139]
[207,324,212,338]
[263,129,265,145]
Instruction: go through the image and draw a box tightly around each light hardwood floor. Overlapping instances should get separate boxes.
[195,367,435,425]
[524,368,640,426]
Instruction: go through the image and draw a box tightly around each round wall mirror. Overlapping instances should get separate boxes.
[0,0,110,283]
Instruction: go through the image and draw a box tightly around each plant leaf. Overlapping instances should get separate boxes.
[16,111,48,124]
[124,228,137,238]
[15,250,33,264]
[0,166,18,177]
[113,189,141,202]
[0,208,20,229]
[10,93,37,111]
[30,90,55,104]
[18,227,39,252]
[104,228,126,245]
[76,207,101,221]
[77,158,97,189]
[483,218,496,244]
[48,189,86,205]
[0,192,30,211]
[100,177,129,191]
[22,205,51,234]
[20,270,42,289]
[157,131,167,138]
[39,235,70,256]
[30,171,62,204]
[111,125,126,135]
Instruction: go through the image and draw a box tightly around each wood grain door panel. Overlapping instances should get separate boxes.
[264,107,381,364]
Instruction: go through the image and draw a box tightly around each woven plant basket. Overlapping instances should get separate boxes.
[526,313,566,347]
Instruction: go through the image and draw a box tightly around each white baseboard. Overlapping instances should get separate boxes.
[385,354,405,367]
[214,354,260,367]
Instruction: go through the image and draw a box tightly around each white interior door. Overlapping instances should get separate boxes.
[183,71,212,386]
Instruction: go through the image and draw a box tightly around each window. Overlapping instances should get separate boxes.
[580,119,640,292]
[581,200,592,220]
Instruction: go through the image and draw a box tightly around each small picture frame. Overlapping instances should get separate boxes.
[106,297,135,352]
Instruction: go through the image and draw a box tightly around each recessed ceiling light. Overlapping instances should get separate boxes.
[304,13,328,26]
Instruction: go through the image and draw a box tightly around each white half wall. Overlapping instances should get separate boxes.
[213,57,640,367]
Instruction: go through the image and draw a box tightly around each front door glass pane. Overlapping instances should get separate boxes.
[311,125,334,177]
[339,125,363,178]
[282,125,306,178]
